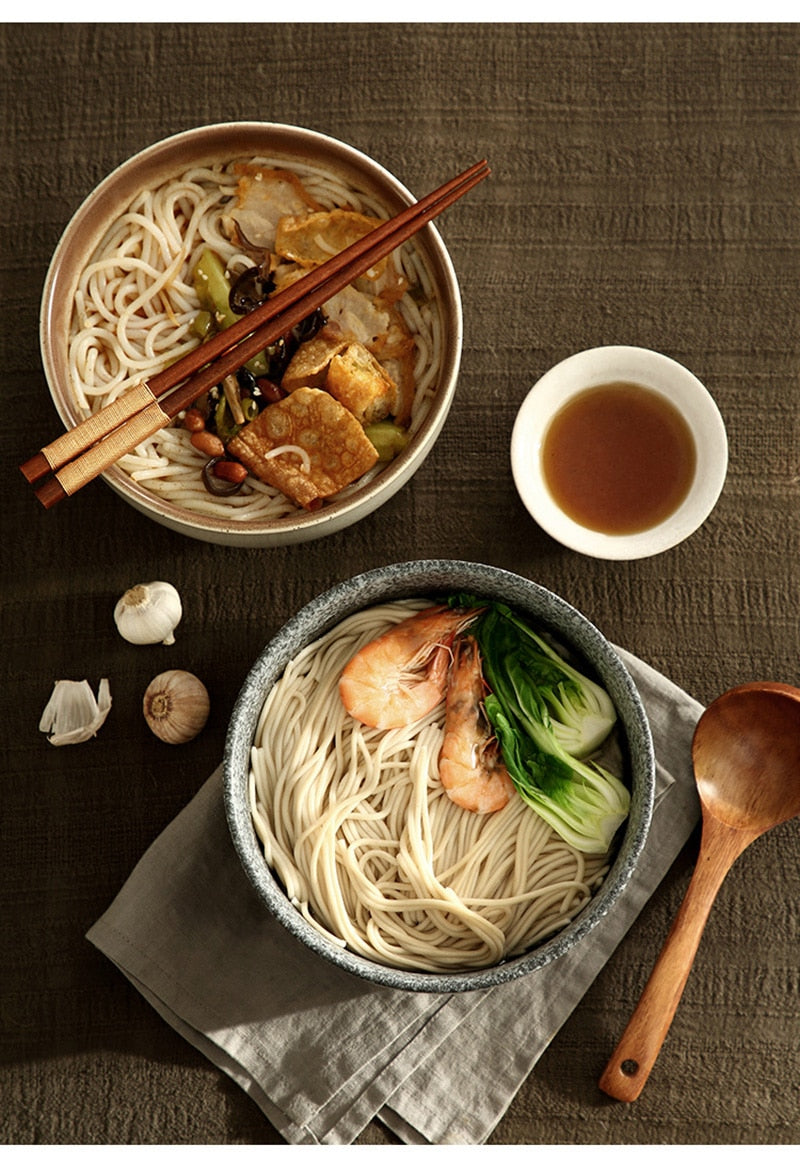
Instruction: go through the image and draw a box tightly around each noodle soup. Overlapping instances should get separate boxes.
[225,560,654,991]
[67,158,444,521]
[248,598,628,974]
[41,124,463,545]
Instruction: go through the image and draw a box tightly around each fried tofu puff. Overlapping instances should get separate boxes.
[228,387,379,509]
[325,343,402,426]
[281,323,407,426]
[280,326,348,390]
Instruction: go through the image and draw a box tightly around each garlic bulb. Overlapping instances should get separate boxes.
[143,670,210,744]
[39,678,112,746]
[114,581,182,645]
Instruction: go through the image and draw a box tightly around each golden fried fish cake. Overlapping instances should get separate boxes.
[228,387,379,509]
[275,209,387,274]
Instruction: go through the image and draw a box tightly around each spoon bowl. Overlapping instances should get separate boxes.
[599,680,800,1101]
[692,682,800,831]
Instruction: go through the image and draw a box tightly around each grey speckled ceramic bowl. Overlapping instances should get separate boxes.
[223,560,655,992]
[39,122,463,546]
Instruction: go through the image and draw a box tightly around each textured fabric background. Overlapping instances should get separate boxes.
[2,22,799,1145]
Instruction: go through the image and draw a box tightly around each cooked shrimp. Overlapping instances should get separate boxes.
[439,635,515,814]
[339,604,480,730]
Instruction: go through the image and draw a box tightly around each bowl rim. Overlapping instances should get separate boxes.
[511,345,729,561]
[39,121,463,546]
[223,558,655,993]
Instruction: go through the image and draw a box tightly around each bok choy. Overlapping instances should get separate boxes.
[454,598,630,855]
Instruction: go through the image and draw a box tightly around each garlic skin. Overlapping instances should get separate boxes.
[114,581,182,645]
[143,670,210,744]
[39,678,112,746]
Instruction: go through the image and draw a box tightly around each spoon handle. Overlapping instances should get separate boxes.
[598,815,758,1102]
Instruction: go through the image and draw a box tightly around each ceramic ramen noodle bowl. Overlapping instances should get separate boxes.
[223,559,656,993]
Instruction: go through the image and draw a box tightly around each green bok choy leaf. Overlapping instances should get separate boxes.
[456,598,630,855]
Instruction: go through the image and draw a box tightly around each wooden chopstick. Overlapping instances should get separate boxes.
[23,159,490,509]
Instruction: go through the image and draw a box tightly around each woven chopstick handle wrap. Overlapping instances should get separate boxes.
[40,383,159,472]
[54,399,171,496]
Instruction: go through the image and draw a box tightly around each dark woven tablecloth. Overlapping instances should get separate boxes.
[2,22,798,1145]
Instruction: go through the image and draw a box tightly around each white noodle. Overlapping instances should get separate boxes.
[249,601,612,974]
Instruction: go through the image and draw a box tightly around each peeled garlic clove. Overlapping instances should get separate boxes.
[114,581,182,645]
[39,678,112,746]
[143,670,210,745]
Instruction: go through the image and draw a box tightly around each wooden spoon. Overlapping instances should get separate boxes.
[599,681,800,1102]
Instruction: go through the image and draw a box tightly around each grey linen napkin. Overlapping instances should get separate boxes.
[86,647,702,1144]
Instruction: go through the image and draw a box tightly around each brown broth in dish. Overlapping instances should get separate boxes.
[541,381,697,535]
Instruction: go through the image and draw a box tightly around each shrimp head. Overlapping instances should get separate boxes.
[339,604,480,730]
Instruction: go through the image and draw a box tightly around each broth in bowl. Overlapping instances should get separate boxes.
[541,380,698,535]
[511,346,728,561]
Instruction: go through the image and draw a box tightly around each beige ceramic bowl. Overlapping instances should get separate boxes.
[39,122,463,546]
[511,346,728,560]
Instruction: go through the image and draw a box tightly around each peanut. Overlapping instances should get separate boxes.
[182,407,206,432]
[190,430,225,458]
[213,459,249,484]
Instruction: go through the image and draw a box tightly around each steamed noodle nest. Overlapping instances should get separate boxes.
[67,157,444,521]
[249,600,617,973]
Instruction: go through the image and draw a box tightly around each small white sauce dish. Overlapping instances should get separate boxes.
[510,345,729,560]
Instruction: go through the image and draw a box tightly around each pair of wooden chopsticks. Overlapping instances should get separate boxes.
[22,159,490,509]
